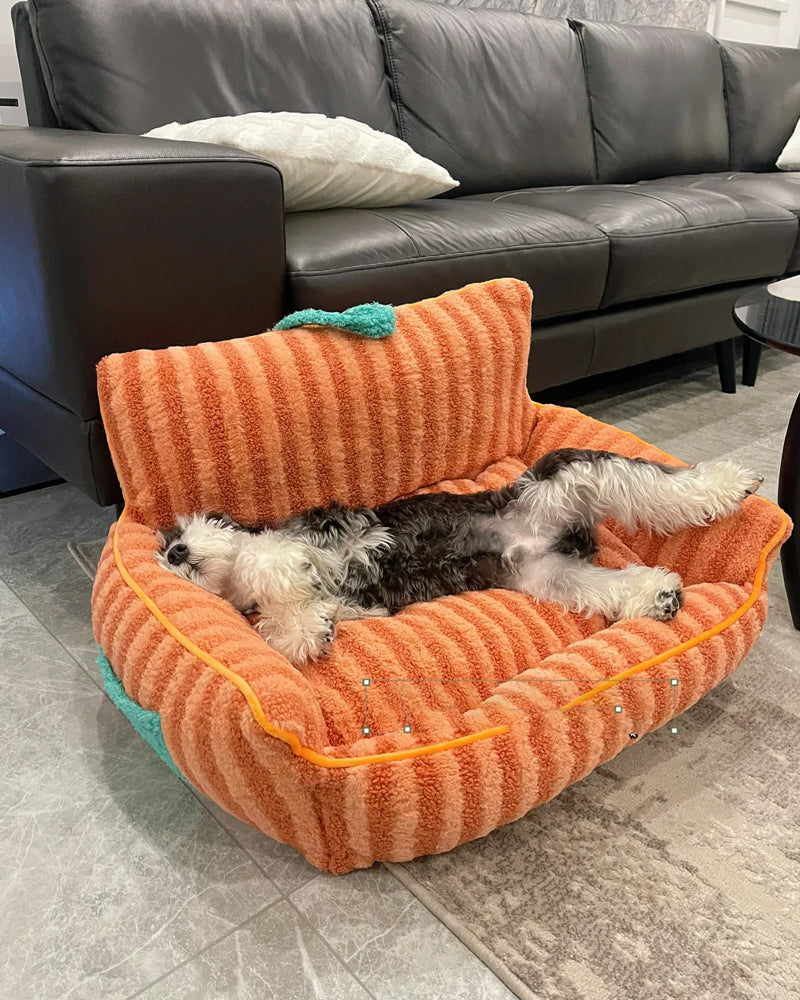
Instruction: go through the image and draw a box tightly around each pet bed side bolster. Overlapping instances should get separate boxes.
[522,403,686,467]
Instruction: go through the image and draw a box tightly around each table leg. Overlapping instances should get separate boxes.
[715,338,737,394]
[742,339,762,387]
[778,392,800,629]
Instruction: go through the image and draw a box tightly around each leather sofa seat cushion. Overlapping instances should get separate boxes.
[638,172,800,270]
[469,184,797,308]
[28,0,397,135]
[573,20,729,183]
[639,171,800,215]
[285,199,609,321]
[721,41,800,172]
[367,0,595,194]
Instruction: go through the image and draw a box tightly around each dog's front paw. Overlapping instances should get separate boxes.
[693,460,764,521]
[618,568,684,622]
[253,609,337,667]
[287,619,337,664]
[315,617,337,658]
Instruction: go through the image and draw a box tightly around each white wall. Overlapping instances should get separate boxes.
[708,0,800,46]
[0,0,25,123]
[441,1,713,30]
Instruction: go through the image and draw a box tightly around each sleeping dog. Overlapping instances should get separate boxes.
[158,448,762,666]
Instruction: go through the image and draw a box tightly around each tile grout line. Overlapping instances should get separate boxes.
[118,900,281,1000]
[381,861,535,1000]
[0,568,111,699]
[115,891,381,1000]
[281,895,381,1000]
[185,786,408,999]
[184,782,289,892]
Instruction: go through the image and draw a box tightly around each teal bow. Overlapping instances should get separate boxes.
[274,302,396,339]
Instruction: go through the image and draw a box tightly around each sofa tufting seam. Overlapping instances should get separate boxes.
[601,186,695,228]
[27,0,66,126]
[568,19,601,185]
[357,208,425,257]
[287,236,608,278]
[367,0,408,143]
[718,42,737,170]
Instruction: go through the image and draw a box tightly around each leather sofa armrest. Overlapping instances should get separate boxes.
[0,127,286,422]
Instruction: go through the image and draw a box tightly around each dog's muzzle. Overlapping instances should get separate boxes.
[167,543,189,566]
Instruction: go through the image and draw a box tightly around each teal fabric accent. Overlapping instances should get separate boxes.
[274,302,396,339]
[98,650,187,782]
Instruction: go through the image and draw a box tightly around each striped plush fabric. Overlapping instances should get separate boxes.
[92,278,790,873]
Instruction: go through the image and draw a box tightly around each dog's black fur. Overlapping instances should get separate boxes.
[283,489,513,614]
[277,450,613,613]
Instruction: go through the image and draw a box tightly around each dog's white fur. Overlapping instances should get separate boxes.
[157,454,762,666]
[159,516,391,662]
[509,455,760,619]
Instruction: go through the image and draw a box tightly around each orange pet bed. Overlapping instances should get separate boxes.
[92,278,790,874]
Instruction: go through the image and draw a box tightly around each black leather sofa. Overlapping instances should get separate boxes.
[3,0,800,506]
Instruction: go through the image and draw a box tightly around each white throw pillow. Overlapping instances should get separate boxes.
[144,112,459,211]
[777,117,800,170]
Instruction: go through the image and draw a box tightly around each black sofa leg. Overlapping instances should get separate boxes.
[742,338,762,387]
[715,338,737,393]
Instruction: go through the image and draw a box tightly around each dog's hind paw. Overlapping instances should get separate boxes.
[652,585,684,621]
[617,568,684,622]
[693,460,764,521]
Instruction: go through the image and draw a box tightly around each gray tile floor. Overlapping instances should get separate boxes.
[2,344,797,1000]
[0,458,517,997]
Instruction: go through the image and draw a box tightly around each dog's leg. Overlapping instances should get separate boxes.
[517,448,763,536]
[511,551,683,622]
[254,597,340,665]
[335,603,390,621]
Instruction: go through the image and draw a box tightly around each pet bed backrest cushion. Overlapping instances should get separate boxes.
[27,0,397,135]
[96,279,535,529]
[721,40,800,172]
[573,20,730,184]
[367,0,596,194]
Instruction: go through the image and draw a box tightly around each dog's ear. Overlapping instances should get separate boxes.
[205,511,245,531]
[205,510,266,533]
[156,525,181,550]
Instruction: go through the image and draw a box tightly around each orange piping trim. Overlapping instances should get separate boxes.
[109,402,790,760]
[557,513,789,712]
[111,508,510,768]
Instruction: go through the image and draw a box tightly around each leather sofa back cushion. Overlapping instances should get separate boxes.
[721,41,800,171]
[28,0,397,135]
[368,0,596,194]
[575,21,729,183]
